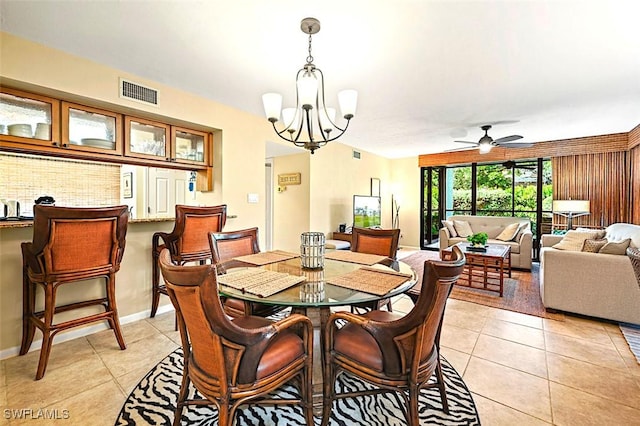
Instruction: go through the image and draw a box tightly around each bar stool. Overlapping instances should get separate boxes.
[150,204,227,317]
[21,205,129,380]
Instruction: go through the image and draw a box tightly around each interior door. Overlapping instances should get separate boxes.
[147,167,188,217]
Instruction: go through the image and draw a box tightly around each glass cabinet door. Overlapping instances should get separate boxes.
[172,126,208,165]
[62,102,122,153]
[0,88,60,147]
[125,117,170,160]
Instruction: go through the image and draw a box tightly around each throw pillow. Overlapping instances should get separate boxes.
[552,230,605,251]
[581,238,608,253]
[599,238,631,255]
[513,223,529,241]
[441,220,458,237]
[496,222,521,241]
[575,227,606,239]
[453,220,473,238]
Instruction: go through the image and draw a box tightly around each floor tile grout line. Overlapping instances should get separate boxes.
[470,391,554,425]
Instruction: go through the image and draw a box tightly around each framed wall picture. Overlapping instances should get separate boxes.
[123,172,133,198]
[370,178,380,197]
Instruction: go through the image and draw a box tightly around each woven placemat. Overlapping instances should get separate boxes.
[233,250,300,266]
[218,268,305,298]
[324,250,387,265]
[326,266,413,296]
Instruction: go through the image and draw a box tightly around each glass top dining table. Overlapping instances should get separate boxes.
[217,255,418,308]
[217,251,418,416]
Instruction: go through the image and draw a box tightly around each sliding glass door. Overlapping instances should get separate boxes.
[421,159,552,258]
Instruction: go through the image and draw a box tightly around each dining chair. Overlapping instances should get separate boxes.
[350,226,401,311]
[21,204,129,380]
[150,204,227,317]
[158,249,314,426]
[627,247,640,289]
[208,227,287,318]
[321,245,465,426]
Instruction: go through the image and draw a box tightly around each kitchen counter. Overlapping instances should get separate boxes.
[0,216,176,229]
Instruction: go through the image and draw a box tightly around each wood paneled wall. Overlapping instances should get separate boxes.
[629,123,640,149]
[630,145,640,224]
[552,152,629,228]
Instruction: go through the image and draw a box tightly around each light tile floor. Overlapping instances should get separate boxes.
[2,296,640,425]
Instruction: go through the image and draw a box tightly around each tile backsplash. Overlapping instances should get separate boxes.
[0,153,120,213]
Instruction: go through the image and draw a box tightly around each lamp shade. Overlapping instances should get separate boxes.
[338,89,357,119]
[262,93,282,122]
[552,200,590,213]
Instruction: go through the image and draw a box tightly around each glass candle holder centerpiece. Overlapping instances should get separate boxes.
[300,269,325,303]
[300,232,325,269]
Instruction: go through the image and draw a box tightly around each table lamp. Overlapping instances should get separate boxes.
[552,200,590,230]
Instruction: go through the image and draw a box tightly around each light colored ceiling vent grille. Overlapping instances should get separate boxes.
[119,78,159,106]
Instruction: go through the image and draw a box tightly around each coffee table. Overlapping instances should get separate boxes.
[442,242,511,296]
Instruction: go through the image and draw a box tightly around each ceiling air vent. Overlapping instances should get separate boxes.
[352,150,361,159]
[119,78,159,106]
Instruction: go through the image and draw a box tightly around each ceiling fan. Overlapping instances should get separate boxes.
[450,125,533,154]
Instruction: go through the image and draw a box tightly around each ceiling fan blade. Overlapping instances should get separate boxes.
[498,142,533,148]
[453,140,479,145]
[492,135,523,144]
[445,146,476,153]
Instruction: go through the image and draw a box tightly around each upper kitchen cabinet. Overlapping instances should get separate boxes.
[0,88,60,148]
[125,116,171,161]
[172,126,210,166]
[62,102,123,155]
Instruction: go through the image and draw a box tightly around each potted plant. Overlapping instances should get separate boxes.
[467,232,488,247]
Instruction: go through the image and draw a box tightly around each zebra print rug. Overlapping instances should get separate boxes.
[116,349,480,425]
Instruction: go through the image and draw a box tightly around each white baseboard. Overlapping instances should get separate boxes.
[0,304,175,361]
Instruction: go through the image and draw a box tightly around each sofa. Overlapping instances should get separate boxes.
[439,215,533,270]
[539,223,640,324]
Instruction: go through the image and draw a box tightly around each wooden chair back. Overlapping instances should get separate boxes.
[162,204,227,264]
[351,227,400,259]
[27,204,129,278]
[209,227,260,265]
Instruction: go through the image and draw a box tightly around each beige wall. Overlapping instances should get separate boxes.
[0,32,423,354]
[389,157,422,249]
[272,153,311,252]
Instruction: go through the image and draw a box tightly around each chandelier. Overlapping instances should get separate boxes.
[262,17,358,154]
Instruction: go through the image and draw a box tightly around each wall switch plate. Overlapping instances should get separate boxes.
[247,193,259,203]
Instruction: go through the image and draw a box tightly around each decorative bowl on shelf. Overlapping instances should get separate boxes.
[8,124,33,137]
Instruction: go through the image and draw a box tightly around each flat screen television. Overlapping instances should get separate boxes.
[353,195,381,228]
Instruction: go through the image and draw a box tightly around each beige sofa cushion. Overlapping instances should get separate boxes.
[552,230,605,251]
[599,238,631,255]
[442,220,458,237]
[453,220,473,237]
[496,222,520,241]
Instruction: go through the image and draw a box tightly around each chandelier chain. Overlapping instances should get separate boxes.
[306,33,314,64]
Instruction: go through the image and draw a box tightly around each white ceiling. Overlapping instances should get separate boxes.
[2,0,639,159]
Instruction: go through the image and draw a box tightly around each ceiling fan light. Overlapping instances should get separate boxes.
[479,142,493,154]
